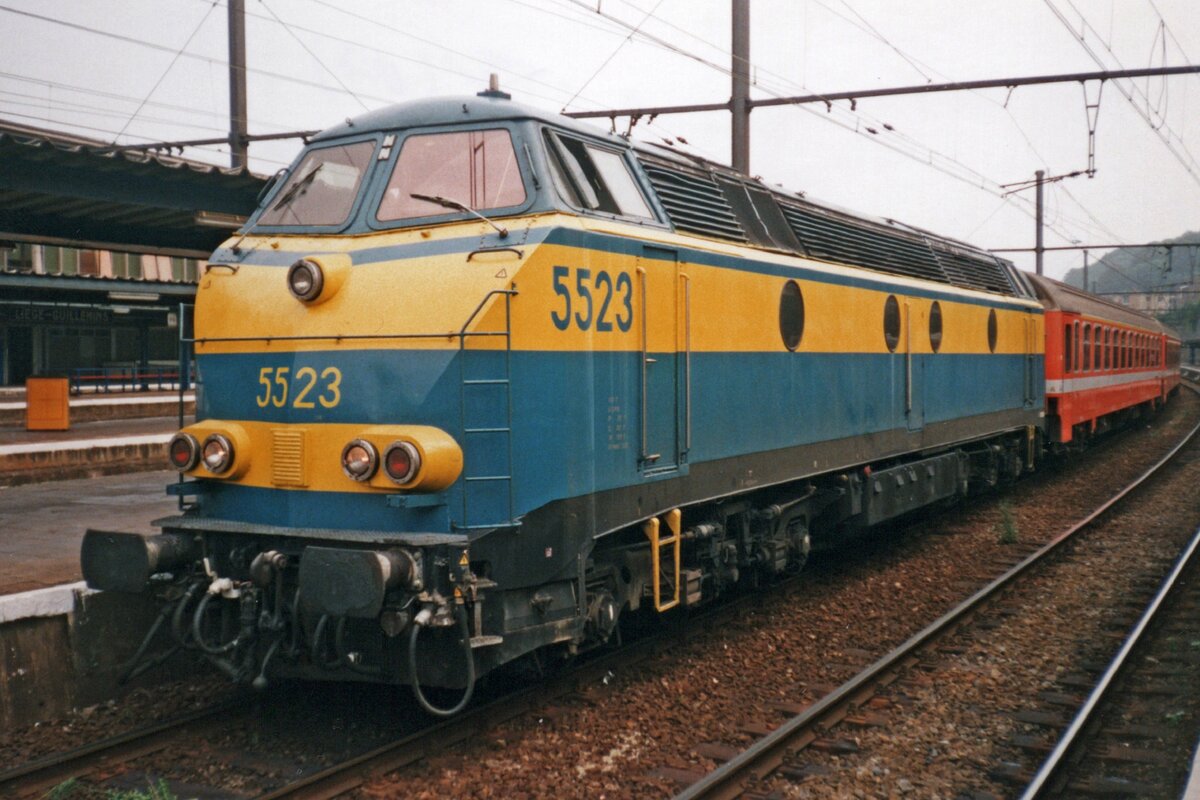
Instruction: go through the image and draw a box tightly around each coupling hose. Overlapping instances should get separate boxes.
[407,604,475,717]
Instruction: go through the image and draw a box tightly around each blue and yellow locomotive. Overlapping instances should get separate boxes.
[82,85,1045,714]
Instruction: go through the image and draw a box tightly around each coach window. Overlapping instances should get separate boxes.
[1075,321,1081,373]
[883,295,901,352]
[378,129,526,221]
[1064,322,1073,373]
[1102,327,1110,370]
[1083,324,1092,371]
[779,280,805,351]
[544,131,654,219]
[986,309,998,354]
[929,301,943,353]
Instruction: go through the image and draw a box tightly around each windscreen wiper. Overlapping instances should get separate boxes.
[273,163,324,211]
[410,193,508,238]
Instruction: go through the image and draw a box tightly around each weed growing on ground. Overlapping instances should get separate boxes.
[44,778,178,800]
[997,502,1019,544]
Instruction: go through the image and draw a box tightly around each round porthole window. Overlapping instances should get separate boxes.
[883,295,901,353]
[929,301,943,353]
[987,309,998,353]
[779,280,805,351]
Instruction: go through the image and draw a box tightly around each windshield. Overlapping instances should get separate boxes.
[377,129,526,222]
[257,140,375,227]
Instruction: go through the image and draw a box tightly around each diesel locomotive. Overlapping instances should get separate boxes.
[81,85,1179,715]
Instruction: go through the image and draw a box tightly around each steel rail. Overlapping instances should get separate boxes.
[1019,521,1200,798]
[675,386,1200,800]
[254,564,824,800]
[252,586,786,799]
[0,695,249,797]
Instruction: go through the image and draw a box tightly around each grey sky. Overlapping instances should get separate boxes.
[1,0,1197,280]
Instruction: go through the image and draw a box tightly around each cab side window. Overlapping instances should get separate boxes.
[544,131,654,220]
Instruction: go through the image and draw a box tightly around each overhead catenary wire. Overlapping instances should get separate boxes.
[0,107,291,167]
[0,69,298,133]
[562,0,669,112]
[0,5,399,110]
[1044,0,1200,188]
[551,0,1115,248]
[112,0,220,143]
[256,0,368,113]
[613,0,1125,248]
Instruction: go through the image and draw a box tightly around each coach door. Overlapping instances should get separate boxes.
[638,246,682,473]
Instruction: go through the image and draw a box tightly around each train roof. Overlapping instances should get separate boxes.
[309,91,1027,298]
[1027,273,1179,337]
[310,91,625,146]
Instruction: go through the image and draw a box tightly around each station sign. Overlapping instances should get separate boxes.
[0,304,113,325]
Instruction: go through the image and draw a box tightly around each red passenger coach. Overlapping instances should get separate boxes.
[1029,275,1181,445]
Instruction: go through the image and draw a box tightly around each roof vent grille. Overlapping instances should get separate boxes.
[640,161,747,243]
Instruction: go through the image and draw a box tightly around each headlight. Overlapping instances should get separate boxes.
[168,433,200,471]
[202,433,235,474]
[383,441,421,484]
[341,439,379,481]
[287,258,324,302]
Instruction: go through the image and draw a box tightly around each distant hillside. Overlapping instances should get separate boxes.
[1061,230,1200,294]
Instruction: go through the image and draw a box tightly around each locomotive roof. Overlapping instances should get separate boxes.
[1027,273,1178,336]
[310,92,1019,296]
[310,93,626,146]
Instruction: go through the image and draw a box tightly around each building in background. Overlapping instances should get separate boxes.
[0,242,201,386]
[0,119,266,389]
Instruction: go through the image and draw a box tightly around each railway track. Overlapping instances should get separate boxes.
[671,386,1200,800]
[0,697,248,799]
[8,388,1196,799]
[0,556,814,799]
[1021,522,1200,798]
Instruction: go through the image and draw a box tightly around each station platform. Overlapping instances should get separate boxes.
[0,388,193,426]
[0,391,192,486]
[0,469,178,597]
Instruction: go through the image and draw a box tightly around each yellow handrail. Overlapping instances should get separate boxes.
[643,508,681,612]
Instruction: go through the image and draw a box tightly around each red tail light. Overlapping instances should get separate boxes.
[168,433,200,471]
[383,441,421,484]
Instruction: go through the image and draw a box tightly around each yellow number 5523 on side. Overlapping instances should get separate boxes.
[255,366,342,409]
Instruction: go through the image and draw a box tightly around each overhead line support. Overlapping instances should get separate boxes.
[563,65,1200,121]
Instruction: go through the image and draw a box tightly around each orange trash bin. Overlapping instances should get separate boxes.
[26,376,71,431]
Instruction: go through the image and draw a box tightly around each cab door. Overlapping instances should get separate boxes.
[638,246,680,473]
[905,300,925,432]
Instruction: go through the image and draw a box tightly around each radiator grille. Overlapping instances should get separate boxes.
[640,161,748,243]
[271,428,306,487]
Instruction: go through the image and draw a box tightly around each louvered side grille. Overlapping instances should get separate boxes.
[930,246,1017,294]
[271,428,306,487]
[641,163,747,243]
[779,204,948,284]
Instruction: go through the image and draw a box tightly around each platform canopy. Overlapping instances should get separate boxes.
[0,121,268,258]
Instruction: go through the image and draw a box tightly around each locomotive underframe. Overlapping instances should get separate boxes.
[82,422,1038,699]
